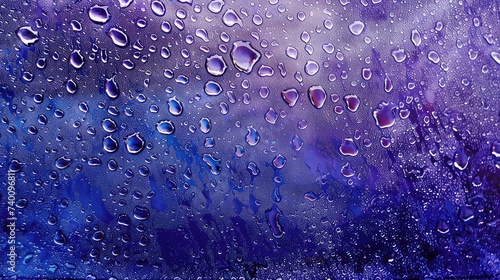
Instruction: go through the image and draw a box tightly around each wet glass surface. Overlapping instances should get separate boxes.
[1,0,500,278]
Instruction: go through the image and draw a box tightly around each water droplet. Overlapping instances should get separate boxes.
[54,230,67,245]
[16,26,39,46]
[265,205,284,238]
[204,81,223,96]
[286,46,298,59]
[245,126,260,146]
[156,120,175,135]
[308,85,326,109]
[107,27,129,47]
[362,68,372,80]
[304,192,317,202]
[66,79,77,94]
[101,118,118,133]
[199,117,212,133]
[125,132,145,154]
[69,50,85,69]
[272,154,286,169]
[344,94,360,112]
[118,214,131,226]
[453,147,469,170]
[427,51,440,64]
[206,54,227,76]
[258,65,274,77]
[411,29,421,47]
[119,0,133,8]
[322,43,335,54]
[168,97,183,115]
[300,31,310,43]
[341,162,355,177]
[339,138,359,156]
[231,41,261,74]
[391,48,406,63]
[292,134,303,151]
[491,51,500,65]
[304,60,319,76]
[88,5,111,24]
[103,135,119,153]
[55,156,72,170]
[373,102,396,128]
[88,157,102,166]
[348,20,365,35]
[133,206,150,220]
[151,0,166,16]
[265,107,278,124]
[235,145,245,157]
[281,88,299,107]
[208,0,224,13]
[202,154,222,175]
[458,206,474,222]
[223,9,242,27]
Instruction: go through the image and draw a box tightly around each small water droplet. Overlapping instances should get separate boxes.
[265,107,278,124]
[133,206,150,220]
[427,51,440,64]
[199,117,212,134]
[156,120,175,135]
[272,154,286,169]
[304,60,319,76]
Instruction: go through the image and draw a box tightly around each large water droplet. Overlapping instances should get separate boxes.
[265,107,278,124]
[339,138,359,156]
[107,27,129,47]
[427,51,440,64]
[231,41,261,74]
[117,213,131,226]
[203,81,222,96]
[373,102,396,128]
[55,156,72,170]
[341,162,355,177]
[208,0,224,13]
[265,205,284,238]
[491,51,500,65]
[348,21,365,35]
[125,132,145,154]
[103,135,119,153]
[101,118,118,133]
[88,5,111,24]
[206,55,227,76]
[308,85,326,109]
[453,147,469,170]
[16,26,39,46]
[105,75,120,99]
[281,88,299,107]
[156,120,175,135]
[8,159,22,173]
[411,29,421,47]
[245,126,260,146]
[133,206,150,220]
[151,0,166,16]
[304,60,319,76]
[202,154,222,175]
[54,230,67,245]
[391,48,406,63]
[344,94,360,112]
[286,46,298,59]
[199,117,212,134]
[168,97,183,115]
[222,9,242,27]
[272,154,286,169]
[292,134,303,151]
